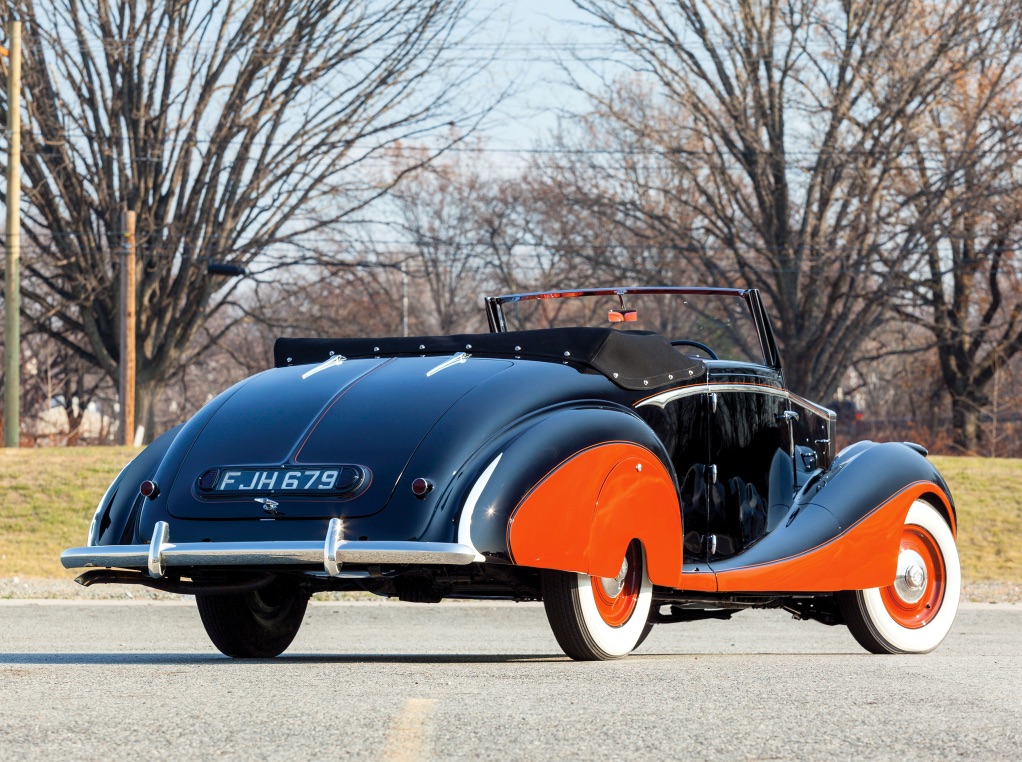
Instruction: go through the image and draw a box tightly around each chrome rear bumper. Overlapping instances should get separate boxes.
[61,518,484,580]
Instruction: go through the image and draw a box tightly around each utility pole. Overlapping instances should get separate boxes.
[119,209,136,447]
[3,21,21,448]
[401,264,408,337]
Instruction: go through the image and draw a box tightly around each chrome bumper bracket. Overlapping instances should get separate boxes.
[147,521,170,579]
[324,517,344,577]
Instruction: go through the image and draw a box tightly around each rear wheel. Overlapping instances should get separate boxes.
[196,578,309,658]
[838,501,960,654]
[542,541,653,660]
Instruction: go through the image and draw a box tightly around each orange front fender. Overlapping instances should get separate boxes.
[713,481,954,592]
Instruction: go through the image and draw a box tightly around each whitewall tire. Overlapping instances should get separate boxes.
[542,541,653,660]
[839,500,961,654]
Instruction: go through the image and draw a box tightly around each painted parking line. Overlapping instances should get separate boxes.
[380,697,438,762]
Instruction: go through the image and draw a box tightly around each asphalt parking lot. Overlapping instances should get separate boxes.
[0,600,1019,761]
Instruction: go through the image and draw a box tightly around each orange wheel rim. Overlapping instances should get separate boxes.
[880,525,945,629]
[591,544,641,627]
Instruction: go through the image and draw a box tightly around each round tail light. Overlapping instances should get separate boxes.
[411,478,433,498]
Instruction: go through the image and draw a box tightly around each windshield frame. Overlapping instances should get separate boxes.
[483,286,780,370]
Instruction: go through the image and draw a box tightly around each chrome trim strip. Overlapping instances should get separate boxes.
[147,521,170,578]
[704,383,788,397]
[61,539,481,571]
[301,353,346,379]
[637,385,707,409]
[789,391,837,420]
[637,382,788,409]
[426,352,470,377]
[457,454,502,562]
[87,475,122,547]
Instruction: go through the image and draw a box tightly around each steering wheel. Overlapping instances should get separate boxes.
[670,339,718,360]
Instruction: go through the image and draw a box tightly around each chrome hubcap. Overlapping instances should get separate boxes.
[893,549,928,604]
[600,557,629,598]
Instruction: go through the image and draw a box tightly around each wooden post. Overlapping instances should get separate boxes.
[119,209,136,446]
[3,22,21,448]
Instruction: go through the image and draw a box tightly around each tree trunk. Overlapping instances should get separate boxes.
[132,379,162,446]
[950,392,985,454]
[64,405,83,446]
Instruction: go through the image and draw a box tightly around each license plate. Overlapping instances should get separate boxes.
[198,466,364,495]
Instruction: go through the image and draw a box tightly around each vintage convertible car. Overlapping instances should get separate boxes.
[62,287,961,660]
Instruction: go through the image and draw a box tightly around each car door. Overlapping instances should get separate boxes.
[635,390,710,564]
[705,369,792,561]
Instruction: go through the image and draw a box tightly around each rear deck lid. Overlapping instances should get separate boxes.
[165,356,511,520]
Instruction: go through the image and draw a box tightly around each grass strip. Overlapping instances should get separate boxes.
[0,448,1018,583]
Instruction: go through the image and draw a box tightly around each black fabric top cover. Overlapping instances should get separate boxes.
[274,328,705,391]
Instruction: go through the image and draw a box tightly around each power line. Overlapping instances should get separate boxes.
[10,129,1018,161]
[25,234,1021,260]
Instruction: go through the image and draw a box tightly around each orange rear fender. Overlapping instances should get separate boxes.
[507,443,682,586]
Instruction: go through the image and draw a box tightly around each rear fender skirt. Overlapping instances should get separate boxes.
[712,480,953,592]
[507,442,682,586]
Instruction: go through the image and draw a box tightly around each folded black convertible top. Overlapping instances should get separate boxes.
[274,327,705,391]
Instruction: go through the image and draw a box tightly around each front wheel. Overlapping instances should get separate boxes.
[196,578,309,658]
[838,500,960,654]
[542,541,653,660]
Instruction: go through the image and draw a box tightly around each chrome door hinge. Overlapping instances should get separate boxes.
[707,534,718,555]
[708,464,717,484]
[709,392,718,413]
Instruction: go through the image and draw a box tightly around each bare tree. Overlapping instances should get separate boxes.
[377,146,540,334]
[375,151,488,334]
[480,175,576,297]
[298,147,568,337]
[896,33,1022,452]
[530,80,704,289]
[565,0,1008,399]
[0,0,486,439]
